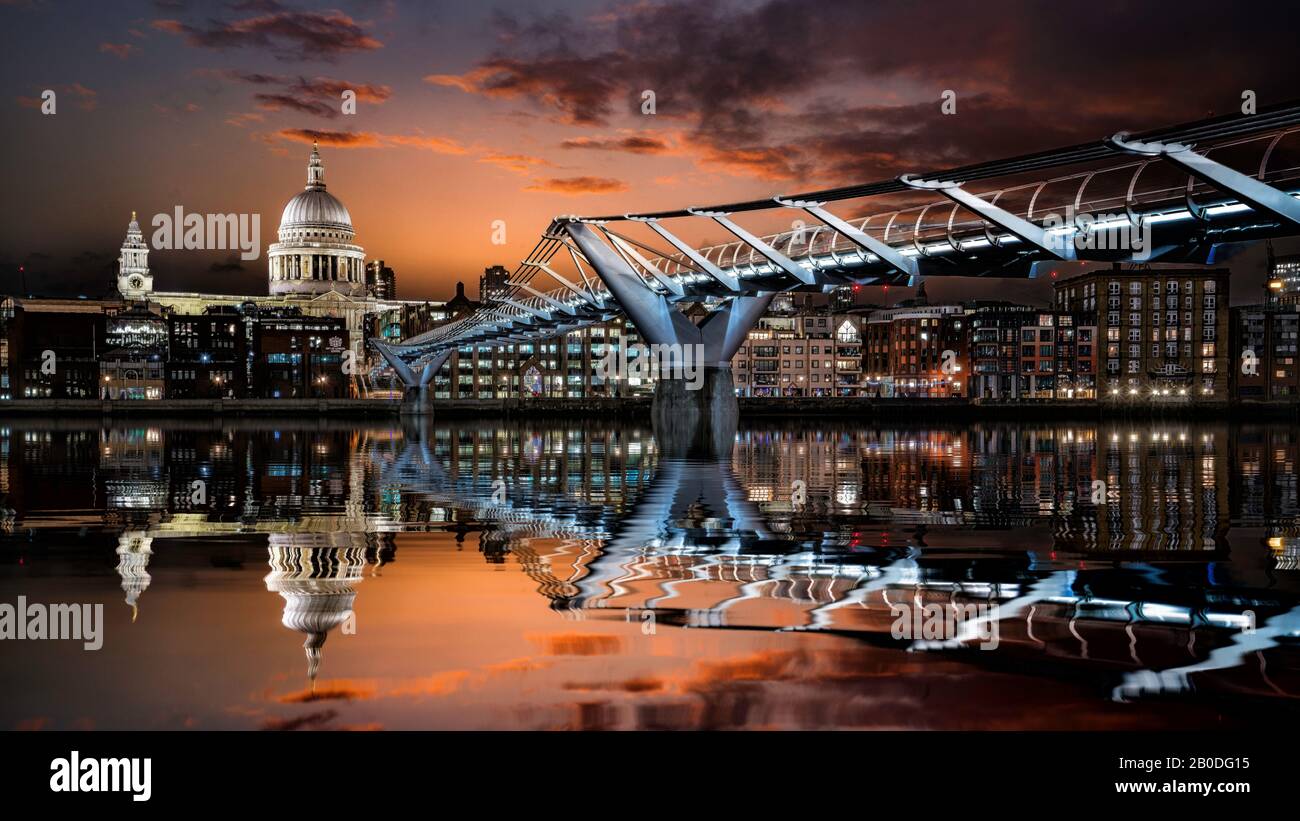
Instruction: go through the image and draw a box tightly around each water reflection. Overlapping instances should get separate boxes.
[265,534,379,687]
[1,418,1299,729]
[114,532,152,621]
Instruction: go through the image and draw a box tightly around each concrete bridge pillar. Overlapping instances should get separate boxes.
[566,221,773,457]
[400,384,432,417]
[652,366,739,458]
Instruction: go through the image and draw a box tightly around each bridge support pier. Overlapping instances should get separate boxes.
[565,221,773,457]
[653,367,738,458]
[375,344,451,418]
[399,385,433,417]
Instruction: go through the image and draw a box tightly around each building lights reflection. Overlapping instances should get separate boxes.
[3,418,1300,710]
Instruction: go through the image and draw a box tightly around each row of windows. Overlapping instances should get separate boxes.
[1106,279,1217,295]
[736,373,850,384]
[1107,312,1218,333]
[737,359,861,370]
[1109,295,1217,310]
[169,369,236,381]
[738,344,853,356]
[1106,359,1219,374]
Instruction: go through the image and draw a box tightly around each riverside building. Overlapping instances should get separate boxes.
[1053,266,1231,401]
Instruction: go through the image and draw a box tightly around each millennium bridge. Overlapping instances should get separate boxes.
[374,102,1300,450]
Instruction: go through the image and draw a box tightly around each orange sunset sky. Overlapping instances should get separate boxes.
[3,0,1298,303]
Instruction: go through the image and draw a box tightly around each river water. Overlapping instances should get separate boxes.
[1,417,1297,730]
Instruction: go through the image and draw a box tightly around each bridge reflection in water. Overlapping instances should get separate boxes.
[2,418,1299,727]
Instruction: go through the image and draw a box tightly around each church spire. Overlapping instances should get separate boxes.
[306,139,325,190]
[117,210,152,299]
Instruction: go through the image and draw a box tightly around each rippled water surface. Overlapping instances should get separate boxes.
[1,417,1299,730]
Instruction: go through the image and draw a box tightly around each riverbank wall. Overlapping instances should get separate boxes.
[1,397,1297,421]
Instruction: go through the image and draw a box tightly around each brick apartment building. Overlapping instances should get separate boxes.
[968,305,1098,400]
[731,301,865,397]
[1054,266,1231,400]
[861,303,968,398]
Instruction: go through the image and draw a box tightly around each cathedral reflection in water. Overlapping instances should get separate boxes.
[2,417,1299,712]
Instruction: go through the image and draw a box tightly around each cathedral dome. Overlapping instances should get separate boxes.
[280,188,352,232]
[267,140,367,297]
[277,140,353,234]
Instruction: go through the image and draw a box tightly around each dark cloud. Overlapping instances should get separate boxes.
[151,9,382,62]
[289,77,390,104]
[275,680,376,704]
[271,129,466,155]
[788,95,1135,182]
[99,42,135,59]
[215,70,283,85]
[228,0,285,11]
[220,70,392,103]
[688,140,812,182]
[435,0,1300,186]
[560,135,671,154]
[259,709,339,731]
[254,93,336,118]
[524,176,629,195]
[277,128,382,148]
[215,70,392,119]
[425,54,622,125]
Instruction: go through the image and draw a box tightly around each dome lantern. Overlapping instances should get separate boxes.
[306,139,325,190]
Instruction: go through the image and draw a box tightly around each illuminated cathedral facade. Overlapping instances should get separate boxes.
[110,143,440,390]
